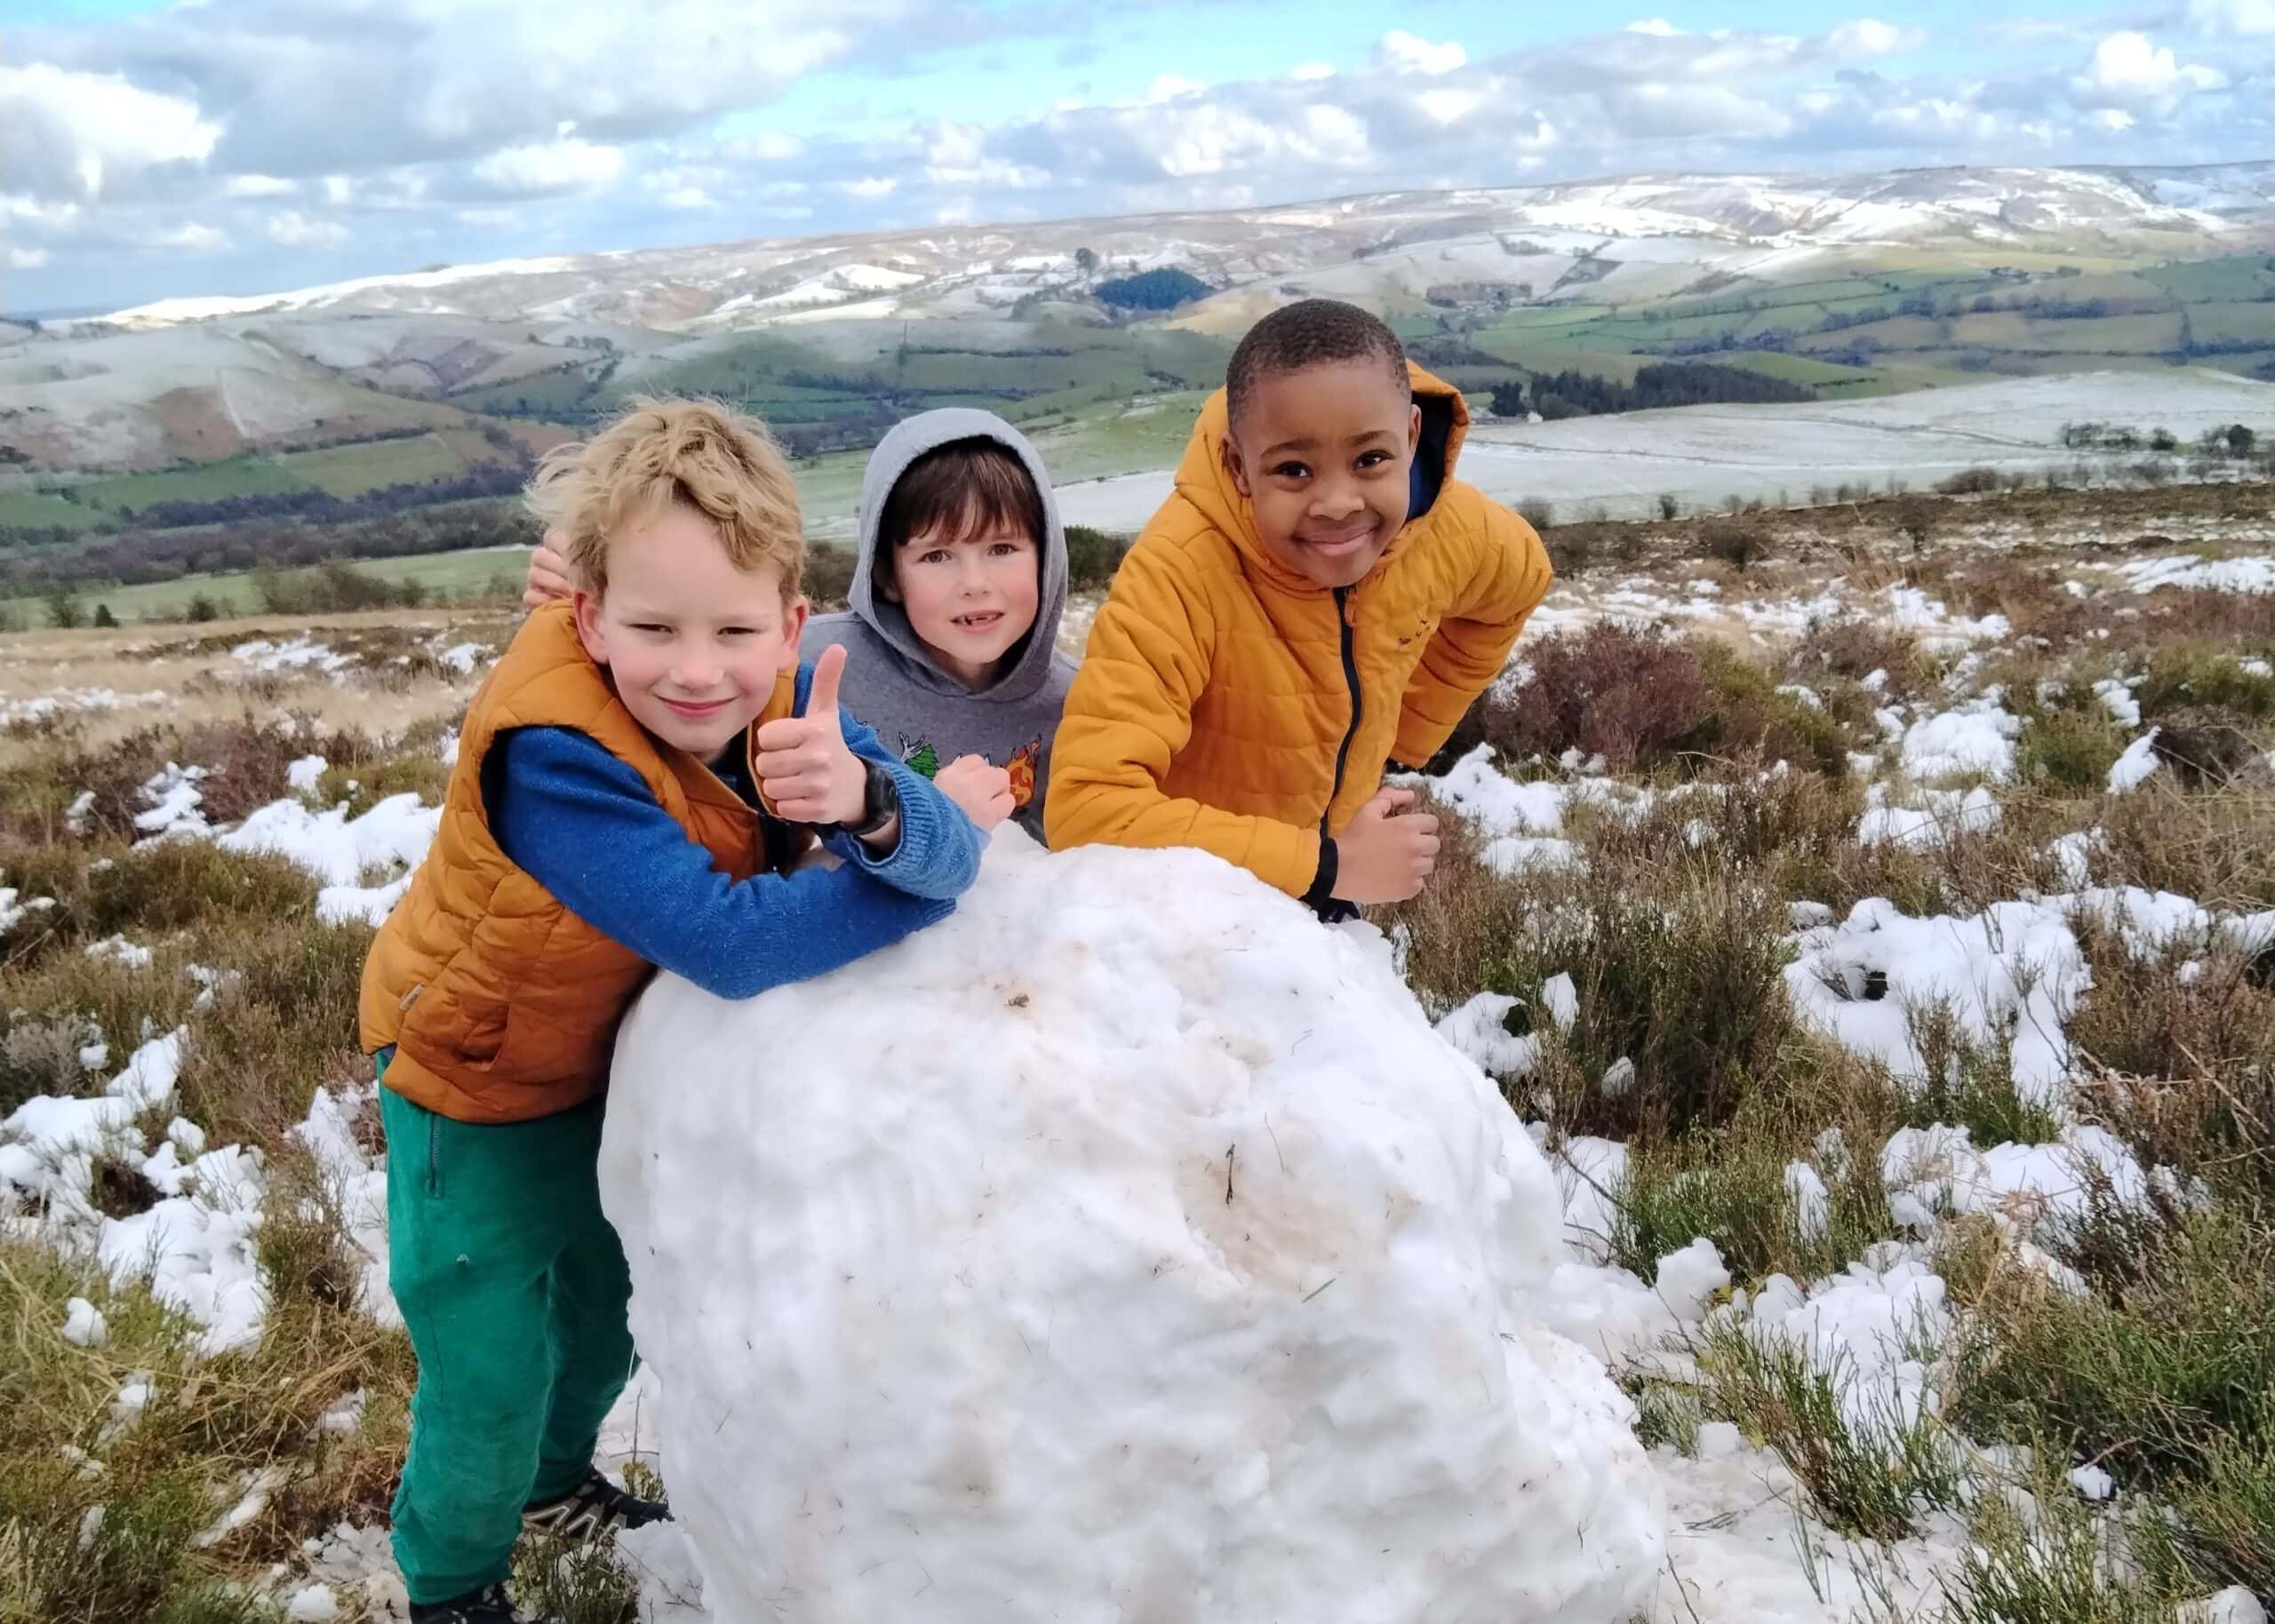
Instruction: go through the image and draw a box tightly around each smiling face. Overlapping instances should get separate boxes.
[573,500,806,759]
[884,525,1041,689]
[1221,356,1422,592]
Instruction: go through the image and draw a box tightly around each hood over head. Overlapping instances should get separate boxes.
[850,408,1068,702]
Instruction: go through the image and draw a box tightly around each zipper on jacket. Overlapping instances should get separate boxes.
[1323,585,1363,833]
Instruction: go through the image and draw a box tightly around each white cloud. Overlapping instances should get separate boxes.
[2188,0,2275,34]
[2092,107,2138,130]
[267,210,348,246]
[1145,74,1208,103]
[836,176,897,198]
[1377,31,1468,75]
[0,62,219,200]
[7,246,49,269]
[1624,19,1681,36]
[1611,82,1793,138]
[1415,88,1486,126]
[2080,31,2227,100]
[1827,20,1924,58]
[659,186,714,209]
[1289,62,1336,81]
[456,206,521,227]
[145,222,226,252]
[323,175,354,206]
[222,174,296,199]
[473,137,627,195]
[723,131,805,162]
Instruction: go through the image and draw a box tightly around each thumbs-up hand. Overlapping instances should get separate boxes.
[754,644,869,826]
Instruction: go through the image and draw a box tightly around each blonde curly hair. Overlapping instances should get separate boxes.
[527,397,803,600]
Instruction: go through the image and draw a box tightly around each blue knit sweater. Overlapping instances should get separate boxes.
[483,664,981,999]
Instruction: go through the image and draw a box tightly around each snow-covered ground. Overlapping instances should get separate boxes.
[1055,370,2275,529]
[3,521,2271,1621]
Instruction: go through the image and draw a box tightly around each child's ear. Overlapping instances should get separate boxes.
[1407,402,1422,454]
[1219,430,1253,500]
[778,594,809,674]
[571,589,609,665]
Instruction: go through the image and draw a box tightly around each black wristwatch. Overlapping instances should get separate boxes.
[842,758,900,840]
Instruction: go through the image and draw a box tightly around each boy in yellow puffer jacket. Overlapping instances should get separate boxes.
[1045,299,1553,912]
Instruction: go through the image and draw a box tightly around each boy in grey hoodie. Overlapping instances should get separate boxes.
[527,407,1074,834]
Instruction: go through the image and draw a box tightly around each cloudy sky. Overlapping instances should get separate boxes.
[2,0,2268,314]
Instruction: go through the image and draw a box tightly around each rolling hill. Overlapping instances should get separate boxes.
[5,160,2275,597]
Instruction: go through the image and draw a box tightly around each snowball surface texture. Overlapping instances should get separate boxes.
[599,829,1664,1624]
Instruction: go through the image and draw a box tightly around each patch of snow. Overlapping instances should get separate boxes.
[0,881,58,935]
[83,934,154,969]
[292,1087,399,1327]
[2117,553,2275,595]
[1900,699,2022,784]
[219,792,439,888]
[230,636,351,674]
[1733,1243,1949,1434]
[134,762,210,838]
[286,754,328,793]
[1413,744,1569,834]
[1481,834,1583,876]
[1784,1161,1830,1240]
[1880,1122,2151,1254]
[2067,1463,2114,1501]
[191,1463,290,1548]
[2183,1588,2270,1624]
[284,1585,340,1623]
[1433,991,1541,1078]
[2093,678,2141,727]
[1857,784,2000,849]
[1786,898,2083,1110]
[2048,829,2103,889]
[2109,728,2161,792]
[61,1296,108,1347]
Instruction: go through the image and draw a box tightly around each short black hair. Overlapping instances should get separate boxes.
[1225,299,1409,426]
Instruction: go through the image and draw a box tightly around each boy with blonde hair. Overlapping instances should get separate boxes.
[363,399,995,1624]
[1046,299,1552,911]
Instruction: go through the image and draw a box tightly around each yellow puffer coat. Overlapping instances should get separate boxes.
[360,603,799,1124]
[1044,363,1552,896]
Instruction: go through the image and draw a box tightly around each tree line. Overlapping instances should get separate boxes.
[1490,361,1816,420]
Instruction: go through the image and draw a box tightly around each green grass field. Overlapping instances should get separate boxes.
[276,434,467,498]
[68,456,314,513]
[0,490,106,531]
[4,547,530,625]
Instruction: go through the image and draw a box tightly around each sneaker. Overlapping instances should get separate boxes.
[521,1468,671,1540]
[409,1583,547,1624]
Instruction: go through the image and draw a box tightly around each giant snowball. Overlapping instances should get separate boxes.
[599,831,1664,1622]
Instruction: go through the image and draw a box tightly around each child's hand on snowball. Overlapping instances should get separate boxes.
[524,530,576,609]
[1330,786,1440,904]
[934,754,1016,832]
[754,646,876,833]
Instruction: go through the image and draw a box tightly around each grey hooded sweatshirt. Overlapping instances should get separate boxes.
[808,409,1076,836]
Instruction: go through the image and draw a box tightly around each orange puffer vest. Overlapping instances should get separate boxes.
[360,602,799,1124]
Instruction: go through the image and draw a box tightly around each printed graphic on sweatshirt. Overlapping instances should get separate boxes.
[898,735,1045,809]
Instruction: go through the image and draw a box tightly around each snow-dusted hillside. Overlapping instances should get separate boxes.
[76,163,2275,338]
[1054,369,2275,530]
